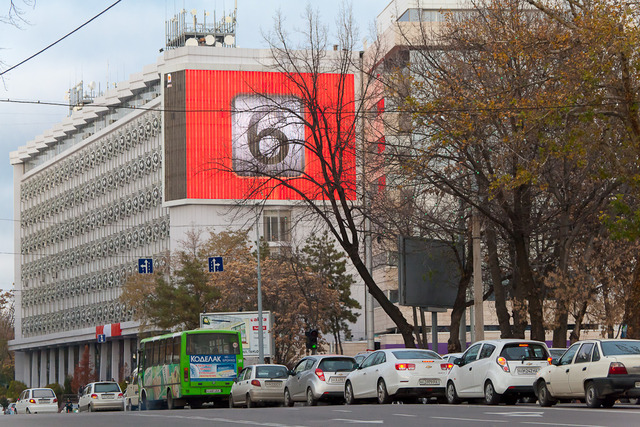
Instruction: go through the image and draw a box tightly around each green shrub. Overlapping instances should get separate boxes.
[6,380,27,400]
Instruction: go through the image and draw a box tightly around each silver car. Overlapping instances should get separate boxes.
[229,364,289,408]
[284,355,358,406]
[78,381,124,412]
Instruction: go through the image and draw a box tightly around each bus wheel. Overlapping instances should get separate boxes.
[141,392,148,411]
[167,389,175,410]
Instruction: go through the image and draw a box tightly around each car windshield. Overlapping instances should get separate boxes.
[318,357,357,372]
[255,366,289,379]
[499,343,548,360]
[601,341,640,356]
[94,383,121,393]
[549,349,565,357]
[33,389,55,398]
[393,350,442,360]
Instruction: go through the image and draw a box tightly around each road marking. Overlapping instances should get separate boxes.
[393,413,417,417]
[331,419,384,424]
[432,417,508,423]
[522,423,608,427]
[333,409,353,412]
[485,411,544,417]
[136,413,307,426]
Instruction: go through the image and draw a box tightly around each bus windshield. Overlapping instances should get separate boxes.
[186,332,240,355]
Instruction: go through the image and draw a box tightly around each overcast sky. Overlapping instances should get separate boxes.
[0,0,392,292]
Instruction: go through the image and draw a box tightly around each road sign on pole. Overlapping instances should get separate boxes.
[138,258,153,274]
[97,334,106,343]
[208,257,224,272]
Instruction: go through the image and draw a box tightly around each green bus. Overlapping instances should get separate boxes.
[138,329,243,409]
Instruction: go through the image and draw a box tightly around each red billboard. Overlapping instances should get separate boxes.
[166,69,356,201]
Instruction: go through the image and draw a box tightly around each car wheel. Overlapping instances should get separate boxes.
[377,379,391,404]
[228,394,234,408]
[585,382,603,408]
[88,404,93,412]
[141,393,147,411]
[446,381,461,404]
[345,381,356,405]
[306,388,318,406]
[284,389,294,407]
[484,381,501,405]
[602,397,616,408]
[246,393,254,408]
[126,399,132,411]
[537,381,555,407]
[26,408,31,414]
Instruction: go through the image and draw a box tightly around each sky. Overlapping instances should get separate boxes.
[0,0,392,293]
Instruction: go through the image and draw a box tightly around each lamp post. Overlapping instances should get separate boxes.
[256,215,264,363]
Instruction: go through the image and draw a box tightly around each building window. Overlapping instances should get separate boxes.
[263,211,291,242]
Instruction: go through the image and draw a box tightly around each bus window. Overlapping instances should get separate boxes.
[159,339,167,365]
[186,333,240,355]
[173,337,181,364]
[152,341,159,366]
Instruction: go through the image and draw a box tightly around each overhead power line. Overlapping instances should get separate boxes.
[0,0,123,77]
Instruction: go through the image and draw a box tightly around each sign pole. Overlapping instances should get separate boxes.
[256,215,264,364]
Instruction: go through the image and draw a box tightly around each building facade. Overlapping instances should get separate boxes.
[9,42,362,386]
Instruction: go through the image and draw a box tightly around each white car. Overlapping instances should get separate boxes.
[230,364,289,408]
[446,339,551,405]
[78,381,124,412]
[15,388,58,414]
[124,369,139,410]
[344,349,449,404]
[534,339,640,408]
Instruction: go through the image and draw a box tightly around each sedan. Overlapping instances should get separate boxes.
[15,388,58,414]
[230,364,289,408]
[78,381,124,412]
[344,349,449,404]
[284,355,358,406]
[534,339,640,408]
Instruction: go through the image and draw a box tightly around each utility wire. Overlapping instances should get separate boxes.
[0,0,123,77]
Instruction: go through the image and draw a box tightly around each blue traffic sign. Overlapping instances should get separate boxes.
[209,257,224,272]
[97,334,106,343]
[138,258,153,274]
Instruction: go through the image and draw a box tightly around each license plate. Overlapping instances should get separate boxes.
[329,377,345,384]
[635,382,640,388]
[264,381,282,388]
[206,389,222,393]
[38,399,50,403]
[419,378,440,385]
[517,367,540,375]
[102,394,114,399]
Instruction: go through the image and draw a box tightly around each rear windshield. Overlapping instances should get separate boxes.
[186,332,240,355]
[33,389,55,398]
[256,366,289,379]
[500,343,548,361]
[318,358,357,372]
[601,341,640,356]
[95,383,121,393]
[393,350,442,360]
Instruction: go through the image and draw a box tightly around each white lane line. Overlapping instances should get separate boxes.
[333,409,353,412]
[432,417,508,423]
[521,423,607,427]
[135,413,307,426]
[331,419,384,424]
[485,411,544,417]
[393,414,417,417]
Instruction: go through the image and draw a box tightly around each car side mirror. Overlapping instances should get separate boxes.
[552,359,560,366]
[453,358,463,366]
[288,370,295,376]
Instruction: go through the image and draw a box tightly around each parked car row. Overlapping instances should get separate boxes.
[10,381,125,415]
[229,338,640,410]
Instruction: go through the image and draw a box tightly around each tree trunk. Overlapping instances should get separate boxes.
[485,225,513,338]
[448,269,471,353]
[569,300,589,344]
[514,234,545,341]
[552,310,569,348]
[626,256,640,339]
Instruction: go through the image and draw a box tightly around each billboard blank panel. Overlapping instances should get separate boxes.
[398,237,461,308]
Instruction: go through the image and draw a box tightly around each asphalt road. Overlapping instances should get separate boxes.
[1,402,639,427]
